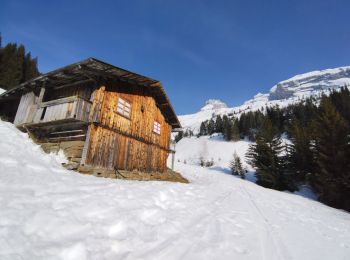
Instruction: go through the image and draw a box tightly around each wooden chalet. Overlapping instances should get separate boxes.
[0,58,183,179]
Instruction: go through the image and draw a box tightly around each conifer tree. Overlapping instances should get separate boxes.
[246,119,295,191]
[223,119,235,141]
[231,119,240,141]
[311,98,350,210]
[199,122,208,136]
[222,115,230,140]
[0,42,39,89]
[207,119,215,135]
[287,117,315,182]
[215,115,223,133]
[329,87,350,123]
[230,152,245,178]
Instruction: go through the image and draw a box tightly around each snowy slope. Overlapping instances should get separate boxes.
[180,66,350,133]
[173,134,256,182]
[1,120,350,259]
[0,88,5,95]
[173,135,317,199]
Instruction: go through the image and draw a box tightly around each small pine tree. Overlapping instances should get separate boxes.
[199,156,205,167]
[199,122,208,136]
[230,152,245,178]
[246,119,295,191]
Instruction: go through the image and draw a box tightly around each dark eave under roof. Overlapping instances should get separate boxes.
[0,57,181,128]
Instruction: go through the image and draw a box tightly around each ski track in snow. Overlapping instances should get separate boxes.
[0,120,350,260]
[239,184,292,260]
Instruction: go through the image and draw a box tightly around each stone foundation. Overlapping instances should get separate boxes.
[78,165,189,183]
[40,141,84,170]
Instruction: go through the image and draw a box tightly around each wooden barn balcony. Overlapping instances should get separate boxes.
[14,95,92,130]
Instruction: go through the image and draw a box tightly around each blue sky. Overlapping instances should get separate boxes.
[1,0,349,114]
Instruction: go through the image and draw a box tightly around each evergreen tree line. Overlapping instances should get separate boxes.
[0,42,40,90]
[198,115,241,141]
[194,87,350,211]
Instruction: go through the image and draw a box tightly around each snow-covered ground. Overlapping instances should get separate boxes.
[1,120,350,260]
[0,88,6,95]
[173,134,256,182]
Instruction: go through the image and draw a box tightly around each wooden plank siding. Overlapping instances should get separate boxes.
[43,84,93,102]
[14,94,91,126]
[14,92,37,125]
[83,85,172,172]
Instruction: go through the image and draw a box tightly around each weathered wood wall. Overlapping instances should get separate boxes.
[14,94,91,126]
[83,125,168,172]
[82,84,172,172]
[43,84,92,102]
[33,97,91,124]
[14,92,37,125]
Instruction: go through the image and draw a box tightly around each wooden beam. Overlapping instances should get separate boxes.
[50,129,84,135]
[51,78,94,90]
[48,135,86,141]
[41,96,78,108]
[40,96,92,108]
[37,82,46,106]
[81,65,149,87]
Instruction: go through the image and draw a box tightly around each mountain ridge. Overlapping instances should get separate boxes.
[179,66,350,133]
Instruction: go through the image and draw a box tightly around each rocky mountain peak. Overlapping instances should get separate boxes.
[201,99,228,111]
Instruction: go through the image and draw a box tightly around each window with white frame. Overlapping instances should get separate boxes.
[153,121,161,135]
[116,97,131,118]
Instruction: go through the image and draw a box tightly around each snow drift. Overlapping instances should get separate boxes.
[0,120,350,260]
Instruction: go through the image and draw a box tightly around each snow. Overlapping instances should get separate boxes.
[292,185,318,201]
[174,134,256,181]
[1,120,350,259]
[0,88,6,95]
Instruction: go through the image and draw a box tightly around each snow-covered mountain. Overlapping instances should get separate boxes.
[180,66,350,133]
